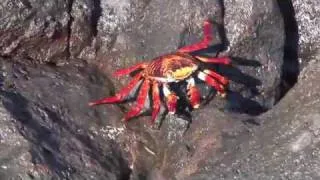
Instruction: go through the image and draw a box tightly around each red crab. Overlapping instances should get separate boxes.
[89,20,231,123]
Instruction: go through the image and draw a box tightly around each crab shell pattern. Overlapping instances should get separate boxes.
[89,20,231,123]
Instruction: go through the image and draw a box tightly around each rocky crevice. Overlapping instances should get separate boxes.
[277,0,299,101]
[66,0,75,60]
[91,0,102,37]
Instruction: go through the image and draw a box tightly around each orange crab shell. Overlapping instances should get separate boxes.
[144,53,199,82]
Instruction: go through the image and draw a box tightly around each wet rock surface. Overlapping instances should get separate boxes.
[0,0,318,179]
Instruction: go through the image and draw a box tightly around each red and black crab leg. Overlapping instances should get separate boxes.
[151,81,161,123]
[113,62,147,77]
[202,69,229,85]
[187,78,201,109]
[197,71,226,97]
[178,20,213,53]
[163,84,178,114]
[123,80,150,121]
[195,56,231,65]
[88,73,143,106]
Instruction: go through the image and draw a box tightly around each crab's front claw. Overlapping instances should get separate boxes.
[166,93,178,114]
[162,84,178,114]
[188,86,201,109]
[187,78,200,109]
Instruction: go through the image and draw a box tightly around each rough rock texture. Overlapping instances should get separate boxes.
[223,0,284,112]
[125,58,320,180]
[99,0,284,114]
[292,0,320,64]
[0,59,130,179]
[95,0,224,90]
[0,0,285,113]
[69,0,96,60]
[0,102,30,179]
[0,0,70,64]
[184,58,320,180]
[0,0,318,179]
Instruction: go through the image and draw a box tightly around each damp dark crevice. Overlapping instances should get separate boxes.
[217,0,229,51]
[91,0,102,37]
[21,0,32,9]
[66,0,75,60]
[276,0,299,101]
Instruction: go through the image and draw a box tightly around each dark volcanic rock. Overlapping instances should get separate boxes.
[69,0,97,60]
[95,0,224,90]
[125,1,285,176]
[0,59,130,179]
[95,0,284,115]
[133,56,320,180]
[0,0,70,64]
[223,0,284,113]
[184,59,320,180]
[0,103,30,179]
[0,0,285,114]
[1,0,318,179]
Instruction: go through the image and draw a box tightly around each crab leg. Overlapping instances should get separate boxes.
[203,69,229,85]
[88,73,142,106]
[124,80,150,121]
[151,82,161,123]
[163,84,178,114]
[197,71,226,96]
[195,56,231,65]
[187,78,201,109]
[113,63,147,77]
[178,20,213,53]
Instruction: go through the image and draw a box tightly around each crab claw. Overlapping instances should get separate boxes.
[166,93,178,114]
[151,82,161,123]
[163,84,178,114]
[187,78,200,109]
[188,87,200,108]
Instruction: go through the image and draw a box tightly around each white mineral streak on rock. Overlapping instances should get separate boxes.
[289,131,312,152]
[100,125,125,140]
